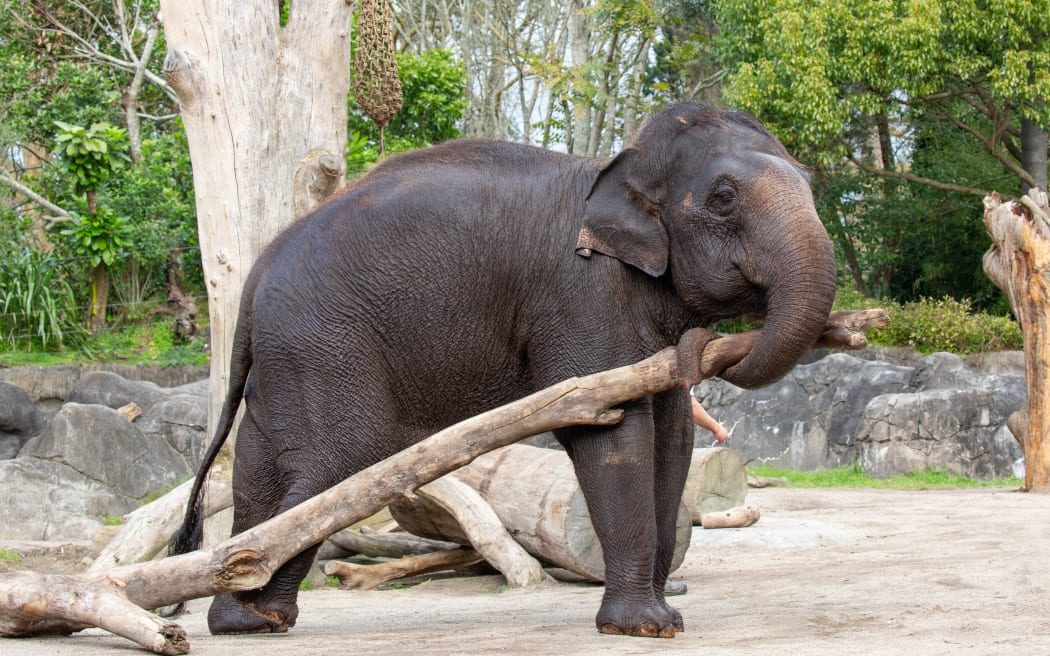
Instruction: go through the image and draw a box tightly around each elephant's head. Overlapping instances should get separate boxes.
[577,102,836,389]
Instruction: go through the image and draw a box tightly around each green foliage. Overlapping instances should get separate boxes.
[0,51,120,149]
[0,240,85,350]
[105,128,200,288]
[0,549,22,564]
[54,122,131,196]
[348,48,468,173]
[714,0,1050,169]
[834,287,1023,354]
[748,462,1022,489]
[59,208,130,269]
[103,515,125,526]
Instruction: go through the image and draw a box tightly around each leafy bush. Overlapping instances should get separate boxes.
[0,241,85,350]
[59,207,129,268]
[54,121,130,195]
[834,288,1023,354]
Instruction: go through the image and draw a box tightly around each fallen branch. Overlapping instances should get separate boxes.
[412,477,551,587]
[324,548,484,590]
[325,527,460,559]
[700,505,761,529]
[0,310,887,654]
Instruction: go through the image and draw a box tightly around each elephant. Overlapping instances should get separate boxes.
[169,101,837,638]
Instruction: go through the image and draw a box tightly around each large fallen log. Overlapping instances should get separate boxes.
[385,444,744,583]
[391,443,693,582]
[0,310,888,654]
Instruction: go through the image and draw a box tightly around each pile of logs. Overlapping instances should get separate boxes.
[321,443,748,590]
[0,310,888,655]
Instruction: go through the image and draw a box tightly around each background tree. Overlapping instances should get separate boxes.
[54,121,132,331]
[158,0,354,436]
[1,0,194,339]
[713,0,1049,305]
[347,48,469,173]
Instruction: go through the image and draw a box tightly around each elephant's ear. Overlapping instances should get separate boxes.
[576,150,668,277]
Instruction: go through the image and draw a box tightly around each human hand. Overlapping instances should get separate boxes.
[711,424,728,445]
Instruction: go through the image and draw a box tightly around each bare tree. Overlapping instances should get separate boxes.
[390,0,657,152]
[159,1,353,437]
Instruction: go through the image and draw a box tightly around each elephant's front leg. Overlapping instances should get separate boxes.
[557,398,678,638]
[650,387,695,631]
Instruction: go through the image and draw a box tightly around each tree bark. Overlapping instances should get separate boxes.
[1021,118,1048,194]
[89,263,109,331]
[983,190,1050,492]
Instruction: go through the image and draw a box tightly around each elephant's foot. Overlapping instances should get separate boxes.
[207,593,299,635]
[595,596,683,638]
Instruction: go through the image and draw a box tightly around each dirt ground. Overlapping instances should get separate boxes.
[4,486,1050,656]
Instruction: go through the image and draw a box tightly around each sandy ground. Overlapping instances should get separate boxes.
[4,486,1050,656]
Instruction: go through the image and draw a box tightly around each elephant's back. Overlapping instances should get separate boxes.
[241,140,597,429]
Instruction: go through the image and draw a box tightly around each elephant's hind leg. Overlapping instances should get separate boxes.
[207,413,305,635]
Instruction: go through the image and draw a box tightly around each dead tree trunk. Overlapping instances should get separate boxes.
[983,190,1050,492]
[0,311,887,654]
[158,1,352,437]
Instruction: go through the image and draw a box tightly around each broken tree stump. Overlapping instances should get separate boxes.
[391,443,692,582]
[984,190,1050,492]
[0,309,888,654]
[681,447,748,524]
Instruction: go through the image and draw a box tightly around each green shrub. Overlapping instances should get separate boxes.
[0,242,86,350]
[834,288,1023,354]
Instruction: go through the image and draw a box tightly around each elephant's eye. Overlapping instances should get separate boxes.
[708,179,738,215]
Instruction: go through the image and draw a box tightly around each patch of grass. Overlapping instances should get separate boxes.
[748,462,1022,489]
[0,311,209,368]
[0,548,22,564]
[325,575,341,588]
[299,579,315,591]
[103,515,125,526]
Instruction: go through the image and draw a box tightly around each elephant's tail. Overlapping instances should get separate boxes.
[161,288,255,617]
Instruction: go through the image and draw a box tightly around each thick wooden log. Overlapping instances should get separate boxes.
[681,448,748,524]
[323,548,484,590]
[984,190,1050,492]
[0,310,886,653]
[391,444,692,582]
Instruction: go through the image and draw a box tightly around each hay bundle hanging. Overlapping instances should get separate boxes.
[354,0,403,155]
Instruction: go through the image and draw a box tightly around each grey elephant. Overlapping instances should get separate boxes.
[170,102,836,638]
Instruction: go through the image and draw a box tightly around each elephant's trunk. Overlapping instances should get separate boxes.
[719,195,837,389]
